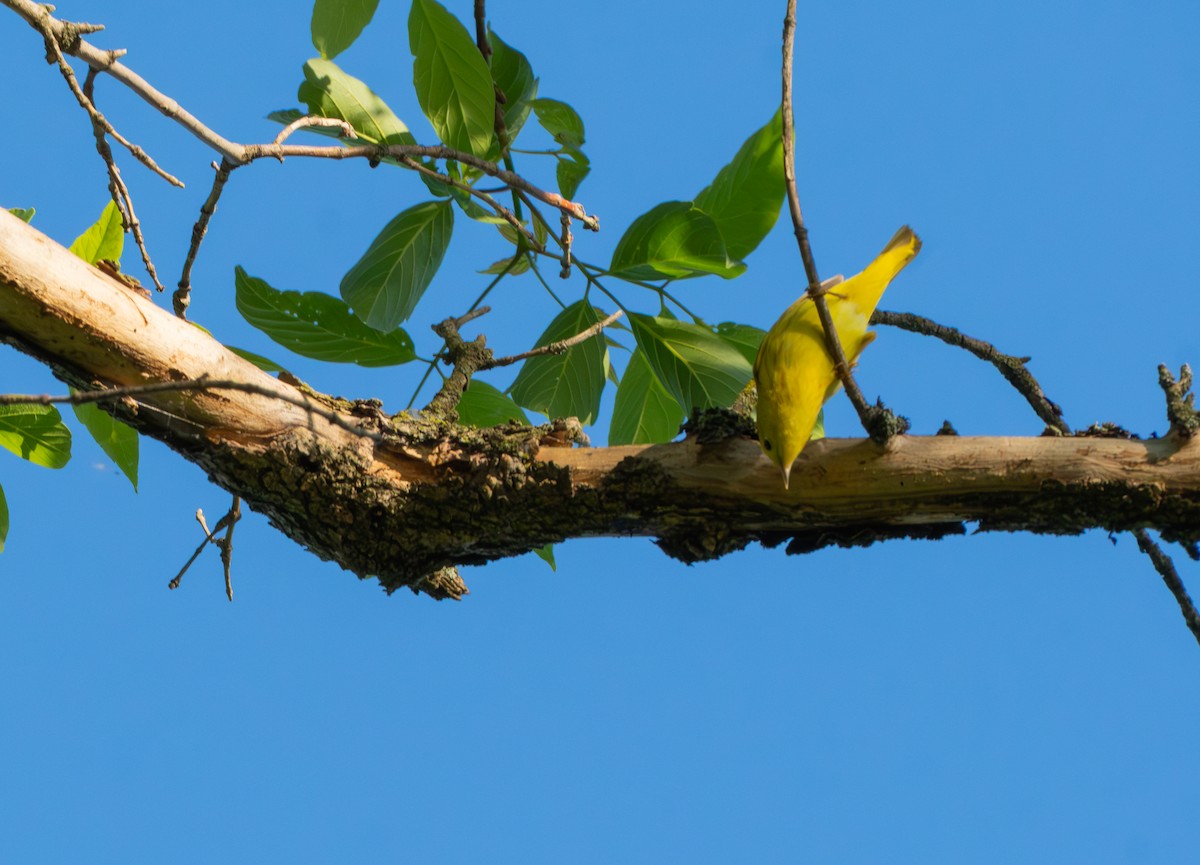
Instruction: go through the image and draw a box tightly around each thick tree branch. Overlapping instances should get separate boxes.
[2,210,1199,600]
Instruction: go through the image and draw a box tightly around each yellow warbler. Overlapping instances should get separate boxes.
[754,226,921,488]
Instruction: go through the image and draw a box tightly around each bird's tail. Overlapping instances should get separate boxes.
[843,226,922,316]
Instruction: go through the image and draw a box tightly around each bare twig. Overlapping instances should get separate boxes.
[0,377,385,442]
[559,213,574,279]
[272,115,355,147]
[872,309,1071,435]
[30,10,181,187]
[169,505,240,591]
[1134,529,1200,648]
[219,496,241,601]
[176,159,235,317]
[3,0,244,161]
[489,310,623,369]
[395,155,541,250]
[781,0,898,443]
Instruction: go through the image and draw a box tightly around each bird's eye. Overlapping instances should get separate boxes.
[763,439,772,451]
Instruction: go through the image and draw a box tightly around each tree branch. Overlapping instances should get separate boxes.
[2,210,1198,601]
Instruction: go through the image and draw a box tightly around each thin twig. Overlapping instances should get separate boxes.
[1133,529,1200,648]
[169,506,239,591]
[272,115,355,147]
[240,142,598,231]
[80,68,165,293]
[488,310,623,369]
[219,496,241,601]
[0,377,385,442]
[396,155,541,250]
[176,159,235,317]
[31,11,181,187]
[782,0,890,441]
[872,309,1070,434]
[4,0,245,161]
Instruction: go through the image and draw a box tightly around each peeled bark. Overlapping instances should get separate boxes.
[1,210,1197,598]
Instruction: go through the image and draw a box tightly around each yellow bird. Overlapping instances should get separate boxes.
[754,226,921,488]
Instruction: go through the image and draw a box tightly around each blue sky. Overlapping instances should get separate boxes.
[2,1,1199,862]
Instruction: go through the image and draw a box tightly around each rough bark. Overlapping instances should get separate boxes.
[1,210,1198,598]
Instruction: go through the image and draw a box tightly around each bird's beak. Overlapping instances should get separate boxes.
[781,463,792,490]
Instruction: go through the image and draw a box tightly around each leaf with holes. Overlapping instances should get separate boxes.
[0,405,72,469]
[236,267,415,366]
[510,301,606,423]
[340,201,453,330]
[409,0,495,156]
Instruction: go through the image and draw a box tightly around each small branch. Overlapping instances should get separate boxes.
[0,377,385,442]
[1133,529,1200,649]
[30,10,181,187]
[781,0,896,443]
[3,0,246,161]
[80,69,165,293]
[176,159,236,318]
[272,115,355,146]
[1158,364,1198,438]
[424,315,495,419]
[219,496,241,602]
[168,505,239,591]
[488,310,623,370]
[396,156,541,250]
[237,141,598,231]
[872,309,1071,435]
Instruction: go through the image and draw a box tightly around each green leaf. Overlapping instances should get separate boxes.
[556,146,590,199]
[488,28,538,146]
[71,396,139,492]
[510,300,606,423]
[533,544,556,571]
[298,58,416,146]
[235,267,416,366]
[714,322,766,366]
[456,381,530,427]
[811,408,825,441]
[694,110,785,260]
[227,346,287,373]
[0,481,7,552]
[311,0,380,60]
[532,98,585,147]
[478,253,531,276]
[339,201,453,330]
[609,201,745,281]
[408,0,495,157]
[68,200,123,265]
[0,404,72,469]
[8,207,34,223]
[629,314,752,413]
[609,347,685,445]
